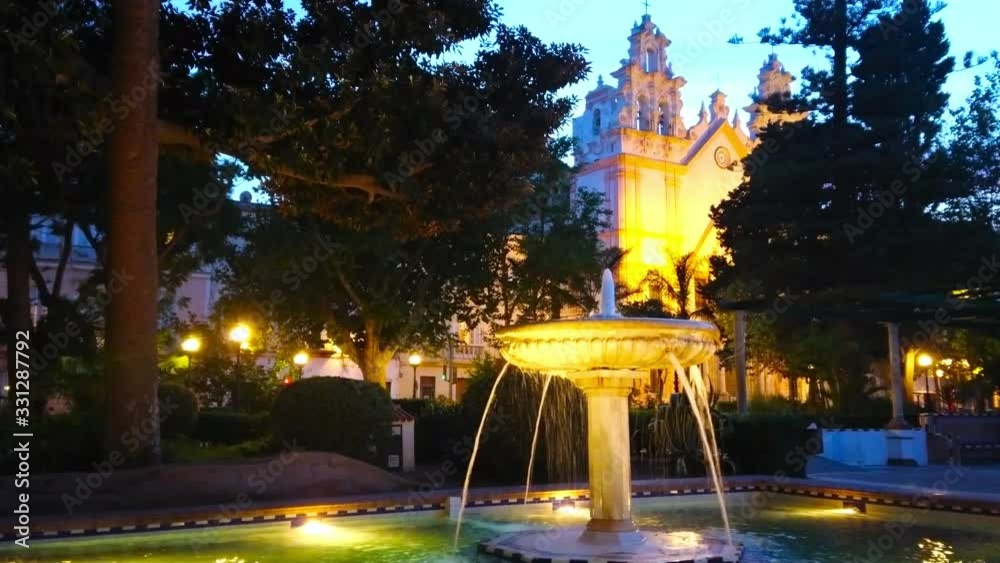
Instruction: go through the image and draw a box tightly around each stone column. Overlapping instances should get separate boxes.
[735,310,748,414]
[575,373,641,544]
[885,322,909,429]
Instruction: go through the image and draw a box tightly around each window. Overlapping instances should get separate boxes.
[593,109,602,133]
[419,376,436,399]
[644,49,657,72]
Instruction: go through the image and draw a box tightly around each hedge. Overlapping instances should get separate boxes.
[272,377,392,463]
[159,382,198,438]
[724,413,821,477]
[194,410,271,444]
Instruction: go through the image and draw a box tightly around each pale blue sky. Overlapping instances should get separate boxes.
[240,0,995,198]
[487,0,996,128]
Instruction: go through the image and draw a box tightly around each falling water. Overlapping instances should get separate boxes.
[452,362,511,551]
[668,353,733,546]
[688,365,723,488]
[524,373,554,503]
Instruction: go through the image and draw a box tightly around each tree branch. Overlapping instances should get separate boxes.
[52,221,73,299]
[158,120,403,201]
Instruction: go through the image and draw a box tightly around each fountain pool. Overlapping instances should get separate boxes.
[3,494,999,562]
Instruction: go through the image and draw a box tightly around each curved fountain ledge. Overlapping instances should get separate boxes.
[480,270,741,563]
[480,528,743,563]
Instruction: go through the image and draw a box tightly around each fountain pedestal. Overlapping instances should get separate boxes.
[577,373,641,542]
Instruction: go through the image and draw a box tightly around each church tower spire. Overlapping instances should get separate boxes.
[744,53,807,139]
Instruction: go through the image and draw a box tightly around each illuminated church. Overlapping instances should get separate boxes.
[573,14,804,296]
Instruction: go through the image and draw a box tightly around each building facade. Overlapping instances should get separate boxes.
[572,15,802,295]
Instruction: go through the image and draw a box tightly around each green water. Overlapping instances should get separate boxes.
[2,494,998,562]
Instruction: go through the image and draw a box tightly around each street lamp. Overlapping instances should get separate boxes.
[918,353,934,410]
[180,335,201,371]
[408,353,422,398]
[293,351,309,382]
[228,323,251,411]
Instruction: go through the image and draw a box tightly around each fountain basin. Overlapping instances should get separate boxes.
[480,527,743,563]
[496,317,720,375]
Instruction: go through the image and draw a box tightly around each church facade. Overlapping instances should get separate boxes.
[573,15,803,297]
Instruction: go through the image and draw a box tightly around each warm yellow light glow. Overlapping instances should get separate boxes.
[918,354,934,367]
[663,531,703,548]
[408,353,422,367]
[293,351,309,366]
[228,323,251,344]
[935,369,944,378]
[294,519,367,545]
[181,336,202,353]
[793,507,861,518]
[940,358,954,367]
[298,520,335,536]
[554,505,591,518]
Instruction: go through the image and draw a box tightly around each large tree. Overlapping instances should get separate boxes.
[712,0,988,300]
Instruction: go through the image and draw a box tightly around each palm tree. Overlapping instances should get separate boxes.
[641,251,714,320]
[105,0,161,466]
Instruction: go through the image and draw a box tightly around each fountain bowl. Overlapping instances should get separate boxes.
[496,317,720,374]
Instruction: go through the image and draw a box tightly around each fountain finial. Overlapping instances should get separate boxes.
[595,268,620,318]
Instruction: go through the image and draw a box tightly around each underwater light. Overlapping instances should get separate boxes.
[552,501,590,518]
[842,500,867,514]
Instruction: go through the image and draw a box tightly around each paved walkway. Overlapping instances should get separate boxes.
[808,456,1000,496]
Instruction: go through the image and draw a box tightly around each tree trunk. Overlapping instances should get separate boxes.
[359,319,390,388]
[5,205,32,399]
[104,0,161,466]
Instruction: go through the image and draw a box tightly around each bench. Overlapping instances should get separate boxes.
[921,414,1000,464]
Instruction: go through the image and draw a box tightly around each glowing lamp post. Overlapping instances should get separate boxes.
[180,336,201,371]
[292,351,309,383]
[918,353,934,410]
[408,353,422,398]
[228,323,251,410]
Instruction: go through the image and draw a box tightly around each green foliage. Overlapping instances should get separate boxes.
[162,436,274,463]
[634,394,732,478]
[271,377,392,463]
[714,0,992,301]
[4,411,104,473]
[725,414,820,478]
[178,353,282,414]
[473,156,621,327]
[194,410,271,445]
[158,382,198,438]
[395,398,466,465]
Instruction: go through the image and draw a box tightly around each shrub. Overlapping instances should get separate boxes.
[724,413,821,477]
[460,358,587,485]
[195,410,270,444]
[272,377,392,463]
[159,381,198,437]
[395,398,465,464]
[2,410,103,473]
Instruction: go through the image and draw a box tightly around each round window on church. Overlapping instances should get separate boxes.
[714,146,732,168]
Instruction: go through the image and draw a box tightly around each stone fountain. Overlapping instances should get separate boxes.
[479,270,742,563]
